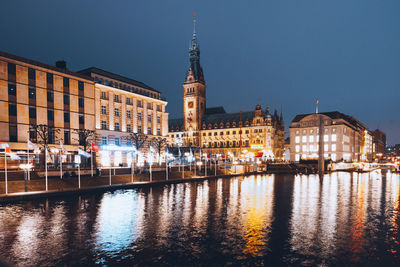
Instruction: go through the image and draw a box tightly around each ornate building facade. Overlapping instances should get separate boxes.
[168,22,285,160]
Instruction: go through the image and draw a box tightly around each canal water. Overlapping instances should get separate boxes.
[0,172,399,266]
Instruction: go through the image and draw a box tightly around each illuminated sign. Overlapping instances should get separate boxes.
[101,144,137,152]
[250,144,264,149]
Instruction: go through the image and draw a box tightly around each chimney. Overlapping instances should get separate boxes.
[56,60,67,70]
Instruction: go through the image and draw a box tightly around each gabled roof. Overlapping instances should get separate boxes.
[77,67,159,93]
[292,111,367,130]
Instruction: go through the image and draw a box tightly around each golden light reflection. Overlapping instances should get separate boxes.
[239,175,274,257]
[389,172,400,256]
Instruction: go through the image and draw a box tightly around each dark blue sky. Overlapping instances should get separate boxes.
[2,0,399,144]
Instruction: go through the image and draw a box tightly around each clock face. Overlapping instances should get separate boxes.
[188,101,194,109]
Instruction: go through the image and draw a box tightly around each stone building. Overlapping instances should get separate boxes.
[0,51,95,165]
[168,22,285,160]
[78,67,169,167]
[289,111,373,162]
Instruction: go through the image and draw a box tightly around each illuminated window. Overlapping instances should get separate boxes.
[115,122,120,131]
[302,145,308,152]
[331,134,336,142]
[302,136,307,143]
[309,136,314,142]
[295,154,300,161]
[331,153,337,161]
[101,105,107,114]
[295,145,300,152]
[310,144,314,152]
[324,135,329,142]
[324,144,328,151]
[115,137,120,145]
[332,144,336,151]
[295,136,300,143]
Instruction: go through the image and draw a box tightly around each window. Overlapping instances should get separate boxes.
[101,91,107,99]
[101,105,107,114]
[29,88,36,99]
[47,91,54,102]
[148,127,152,134]
[157,105,161,111]
[203,133,206,136]
[9,124,17,142]
[137,100,142,107]
[302,136,307,143]
[295,136,300,143]
[46,73,53,84]
[157,116,160,123]
[8,83,16,96]
[115,137,120,145]
[29,107,36,119]
[332,144,336,152]
[64,112,70,123]
[47,110,54,121]
[331,134,337,142]
[101,120,107,130]
[214,132,217,136]
[115,122,120,131]
[29,128,37,142]
[49,129,55,144]
[233,131,236,134]
[126,98,131,105]
[64,130,70,145]
[78,81,84,91]
[220,132,223,135]
[157,129,161,136]
[114,108,119,117]
[147,103,152,109]
[79,115,84,125]
[208,133,211,136]
[245,130,249,134]
[148,115,151,122]
[324,144,328,151]
[309,136,314,142]
[138,112,142,120]
[78,97,84,108]
[302,145,308,152]
[127,110,131,118]
[138,125,142,133]
[8,104,17,116]
[114,94,119,102]
[8,63,16,76]
[101,136,107,145]
[295,145,300,152]
[28,68,35,81]
[63,77,69,88]
[324,135,329,142]
[63,94,69,105]
[127,124,131,132]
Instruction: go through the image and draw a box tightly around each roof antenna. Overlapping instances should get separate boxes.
[316,99,319,114]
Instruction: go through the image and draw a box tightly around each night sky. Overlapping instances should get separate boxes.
[1,0,399,144]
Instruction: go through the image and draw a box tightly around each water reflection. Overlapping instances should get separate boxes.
[0,172,399,266]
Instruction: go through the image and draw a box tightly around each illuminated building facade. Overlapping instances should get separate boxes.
[372,129,386,158]
[78,68,169,166]
[289,111,373,162]
[168,22,285,160]
[0,51,95,162]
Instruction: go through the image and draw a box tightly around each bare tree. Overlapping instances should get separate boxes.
[125,133,148,169]
[73,129,96,152]
[151,137,167,165]
[29,124,60,168]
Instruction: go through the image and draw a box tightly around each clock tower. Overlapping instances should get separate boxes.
[183,19,206,146]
